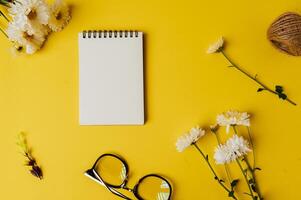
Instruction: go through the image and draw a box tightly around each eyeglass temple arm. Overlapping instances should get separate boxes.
[93,171,132,200]
[85,169,132,200]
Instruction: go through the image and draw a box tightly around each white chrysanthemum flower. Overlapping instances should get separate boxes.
[214,144,232,164]
[7,21,45,54]
[217,110,250,133]
[9,0,50,35]
[176,126,205,152]
[214,134,251,164]
[48,0,71,32]
[206,37,224,54]
[227,134,251,157]
[9,0,50,24]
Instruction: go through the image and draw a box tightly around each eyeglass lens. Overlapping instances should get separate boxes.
[136,176,171,200]
[94,155,127,187]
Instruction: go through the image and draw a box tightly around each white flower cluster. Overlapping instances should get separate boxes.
[176,126,205,152]
[7,0,71,54]
[214,134,251,164]
[217,110,250,133]
[176,110,252,163]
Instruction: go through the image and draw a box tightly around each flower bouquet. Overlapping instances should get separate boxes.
[176,110,263,200]
[0,0,71,54]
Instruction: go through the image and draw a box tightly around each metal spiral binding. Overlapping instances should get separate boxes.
[82,30,139,38]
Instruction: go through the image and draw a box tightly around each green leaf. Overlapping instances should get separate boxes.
[254,167,262,171]
[251,184,257,192]
[244,192,252,196]
[231,179,239,188]
[257,88,264,92]
[278,93,287,100]
[275,85,283,93]
[228,191,234,197]
[0,0,8,6]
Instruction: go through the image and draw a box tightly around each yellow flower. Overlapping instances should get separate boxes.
[48,0,71,32]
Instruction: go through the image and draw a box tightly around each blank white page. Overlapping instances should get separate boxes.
[78,31,144,125]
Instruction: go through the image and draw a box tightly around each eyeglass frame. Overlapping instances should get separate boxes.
[84,153,172,200]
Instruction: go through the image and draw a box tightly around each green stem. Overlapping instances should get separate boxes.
[193,143,238,200]
[14,0,22,5]
[236,159,256,199]
[244,157,263,200]
[0,1,9,7]
[233,126,238,135]
[247,127,255,168]
[0,10,9,22]
[0,26,8,38]
[221,50,297,106]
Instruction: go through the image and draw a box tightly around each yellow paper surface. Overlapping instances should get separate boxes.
[1,0,301,199]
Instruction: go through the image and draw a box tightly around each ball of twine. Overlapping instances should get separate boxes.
[267,12,301,56]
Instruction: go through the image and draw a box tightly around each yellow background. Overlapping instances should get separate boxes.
[1,0,301,199]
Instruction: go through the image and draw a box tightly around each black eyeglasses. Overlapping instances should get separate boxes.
[85,153,172,200]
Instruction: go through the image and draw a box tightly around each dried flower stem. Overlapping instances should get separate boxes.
[17,132,43,180]
[221,50,297,106]
[23,151,43,179]
[193,143,238,200]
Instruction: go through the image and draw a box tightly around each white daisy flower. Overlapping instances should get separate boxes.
[9,0,50,34]
[7,21,45,54]
[176,126,205,152]
[214,144,232,164]
[206,37,224,54]
[217,110,250,133]
[214,134,251,164]
[227,134,251,157]
[48,0,71,32]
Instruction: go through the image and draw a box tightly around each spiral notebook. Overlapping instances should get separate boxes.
[78,30,144,125]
